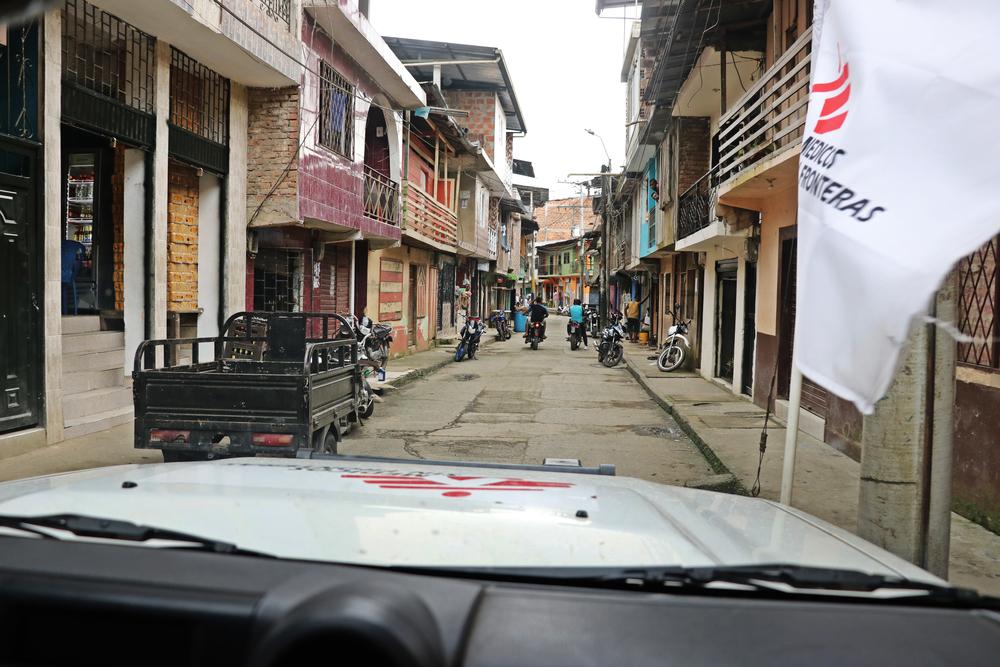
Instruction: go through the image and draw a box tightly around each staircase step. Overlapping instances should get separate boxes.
[61,347,125,374]
[63,404,134,441]
[63,367,126,394]
[61,315,102,335]
[62,385,133,422]
[62,330,125,355]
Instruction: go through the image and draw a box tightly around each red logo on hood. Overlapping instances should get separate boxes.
[812,60,850,134]
[342,474,573,498]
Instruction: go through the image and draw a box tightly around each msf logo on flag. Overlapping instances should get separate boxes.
[811,57,850,134]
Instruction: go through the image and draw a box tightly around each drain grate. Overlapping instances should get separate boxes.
[454,373,479,382]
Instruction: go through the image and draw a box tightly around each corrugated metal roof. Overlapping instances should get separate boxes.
[384,36,526,133]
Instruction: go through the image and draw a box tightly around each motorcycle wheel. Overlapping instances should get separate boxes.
[454,343,466,362]
[530,339,538,351]
[467,343,477,360]
[602,344,623,368]
[657,344,685,372]
[570,335,579,351]
[360,379,376,418]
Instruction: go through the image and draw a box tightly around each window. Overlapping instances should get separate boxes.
[170,48,229,145]
[319,60,354,159]
[253,249,303,313]
[958,235,999,369]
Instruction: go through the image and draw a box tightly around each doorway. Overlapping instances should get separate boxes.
[715,259,738,382]
[777,230,828,415]
[741,261,757,396]
[408,265,418,347]
[0,142,40,434]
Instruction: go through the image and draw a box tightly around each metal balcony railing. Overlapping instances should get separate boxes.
[717,30,812,186]
[259,0,291,28]
[677,170,713,240]
[364,166,400,226]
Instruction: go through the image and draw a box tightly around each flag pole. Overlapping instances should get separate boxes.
[780,367,804,505]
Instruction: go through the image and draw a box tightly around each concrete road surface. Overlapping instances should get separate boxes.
[341,316,717,486]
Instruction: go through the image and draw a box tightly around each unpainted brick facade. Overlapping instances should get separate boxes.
[246,86,300,227]
[167,163,200,312]
[446,90,498,163]
[677,117,710,193]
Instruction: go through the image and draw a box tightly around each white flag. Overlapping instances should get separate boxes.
[795,0,1000,414]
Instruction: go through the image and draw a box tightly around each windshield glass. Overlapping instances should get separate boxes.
[0,0,998,605]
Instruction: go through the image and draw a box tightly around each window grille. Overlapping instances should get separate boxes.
[170,48,229,146]
[0,21,38,141]
[318,60,354,159]
[253,249,304,313]
[958,235,999,369]
[62,0,154,114]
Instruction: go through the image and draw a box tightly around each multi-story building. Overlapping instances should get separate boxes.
[244,1,424,354]
[384,37,527,331]
[0,0,302,452]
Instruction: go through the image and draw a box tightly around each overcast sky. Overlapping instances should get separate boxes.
[372,0,640,198]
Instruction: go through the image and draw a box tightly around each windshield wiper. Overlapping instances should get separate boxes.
[389,563,998,608]
[0,513,273,558]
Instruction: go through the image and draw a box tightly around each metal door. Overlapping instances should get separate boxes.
[408,265,417,346]
[741,261,757,396]
[716,260,738,382]
[0,153,39,434]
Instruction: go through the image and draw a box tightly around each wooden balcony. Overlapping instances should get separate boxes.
[403,182,457,249]
[717,31,811,190]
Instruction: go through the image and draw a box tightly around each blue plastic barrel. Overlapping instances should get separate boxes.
[513,311,527,333]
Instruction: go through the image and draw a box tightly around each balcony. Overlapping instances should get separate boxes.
[258,0,291,27]
[716,31,811,196]
[677,171,713,241]
[364,166,400,226]
[402,182,457,250]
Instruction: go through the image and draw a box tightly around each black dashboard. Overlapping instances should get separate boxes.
[1,537,998,666]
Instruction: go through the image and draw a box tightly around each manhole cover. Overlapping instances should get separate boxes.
[454,373,479,382]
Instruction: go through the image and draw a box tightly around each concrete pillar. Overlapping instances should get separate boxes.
[857,320,931,564]
[197,173,221,360]
[225,83,248,318]
[151,41,170,343]
[122,149,146,376]
[41,11,64,444]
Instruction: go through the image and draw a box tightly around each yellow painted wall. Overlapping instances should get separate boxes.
[755,185,798,336]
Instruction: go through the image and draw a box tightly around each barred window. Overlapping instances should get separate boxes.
[318,61,354,159]
[958,235,999,369]
[170,48,229,145]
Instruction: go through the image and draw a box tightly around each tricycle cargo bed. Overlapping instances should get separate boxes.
[133,312,363,458]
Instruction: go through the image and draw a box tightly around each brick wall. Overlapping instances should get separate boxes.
[446,90,498,163]
[111,144,125,311]
[535,196,600,242]
[167,163,200,312]
[247,86,300,226]
[677,116,710,193]
[505,133,514,174]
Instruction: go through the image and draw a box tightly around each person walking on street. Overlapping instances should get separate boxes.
[625,297,640,342]
[568,298,588,348]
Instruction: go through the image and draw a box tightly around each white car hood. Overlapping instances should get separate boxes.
[0,457,939,584]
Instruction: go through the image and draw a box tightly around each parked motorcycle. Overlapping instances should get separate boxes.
[455,316,486,361]
[491,310,512,341]
[597,313,626,367]
[657,311,692,372]
[568,320,584,351]
[525,320,546,351]
[585,305,601,338]
[350,314,393,370]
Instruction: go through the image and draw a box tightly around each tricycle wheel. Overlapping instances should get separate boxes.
[312,425,338,455]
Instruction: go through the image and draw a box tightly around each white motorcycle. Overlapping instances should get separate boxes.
[657,310,691,372]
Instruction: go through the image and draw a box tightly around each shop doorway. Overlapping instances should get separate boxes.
[408,265,418,346]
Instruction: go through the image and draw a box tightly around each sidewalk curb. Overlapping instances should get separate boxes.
[624,354,749,496]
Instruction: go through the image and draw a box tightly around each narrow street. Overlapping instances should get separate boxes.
[342,316,717,486]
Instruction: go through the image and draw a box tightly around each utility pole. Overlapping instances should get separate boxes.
[577,184,585,302]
